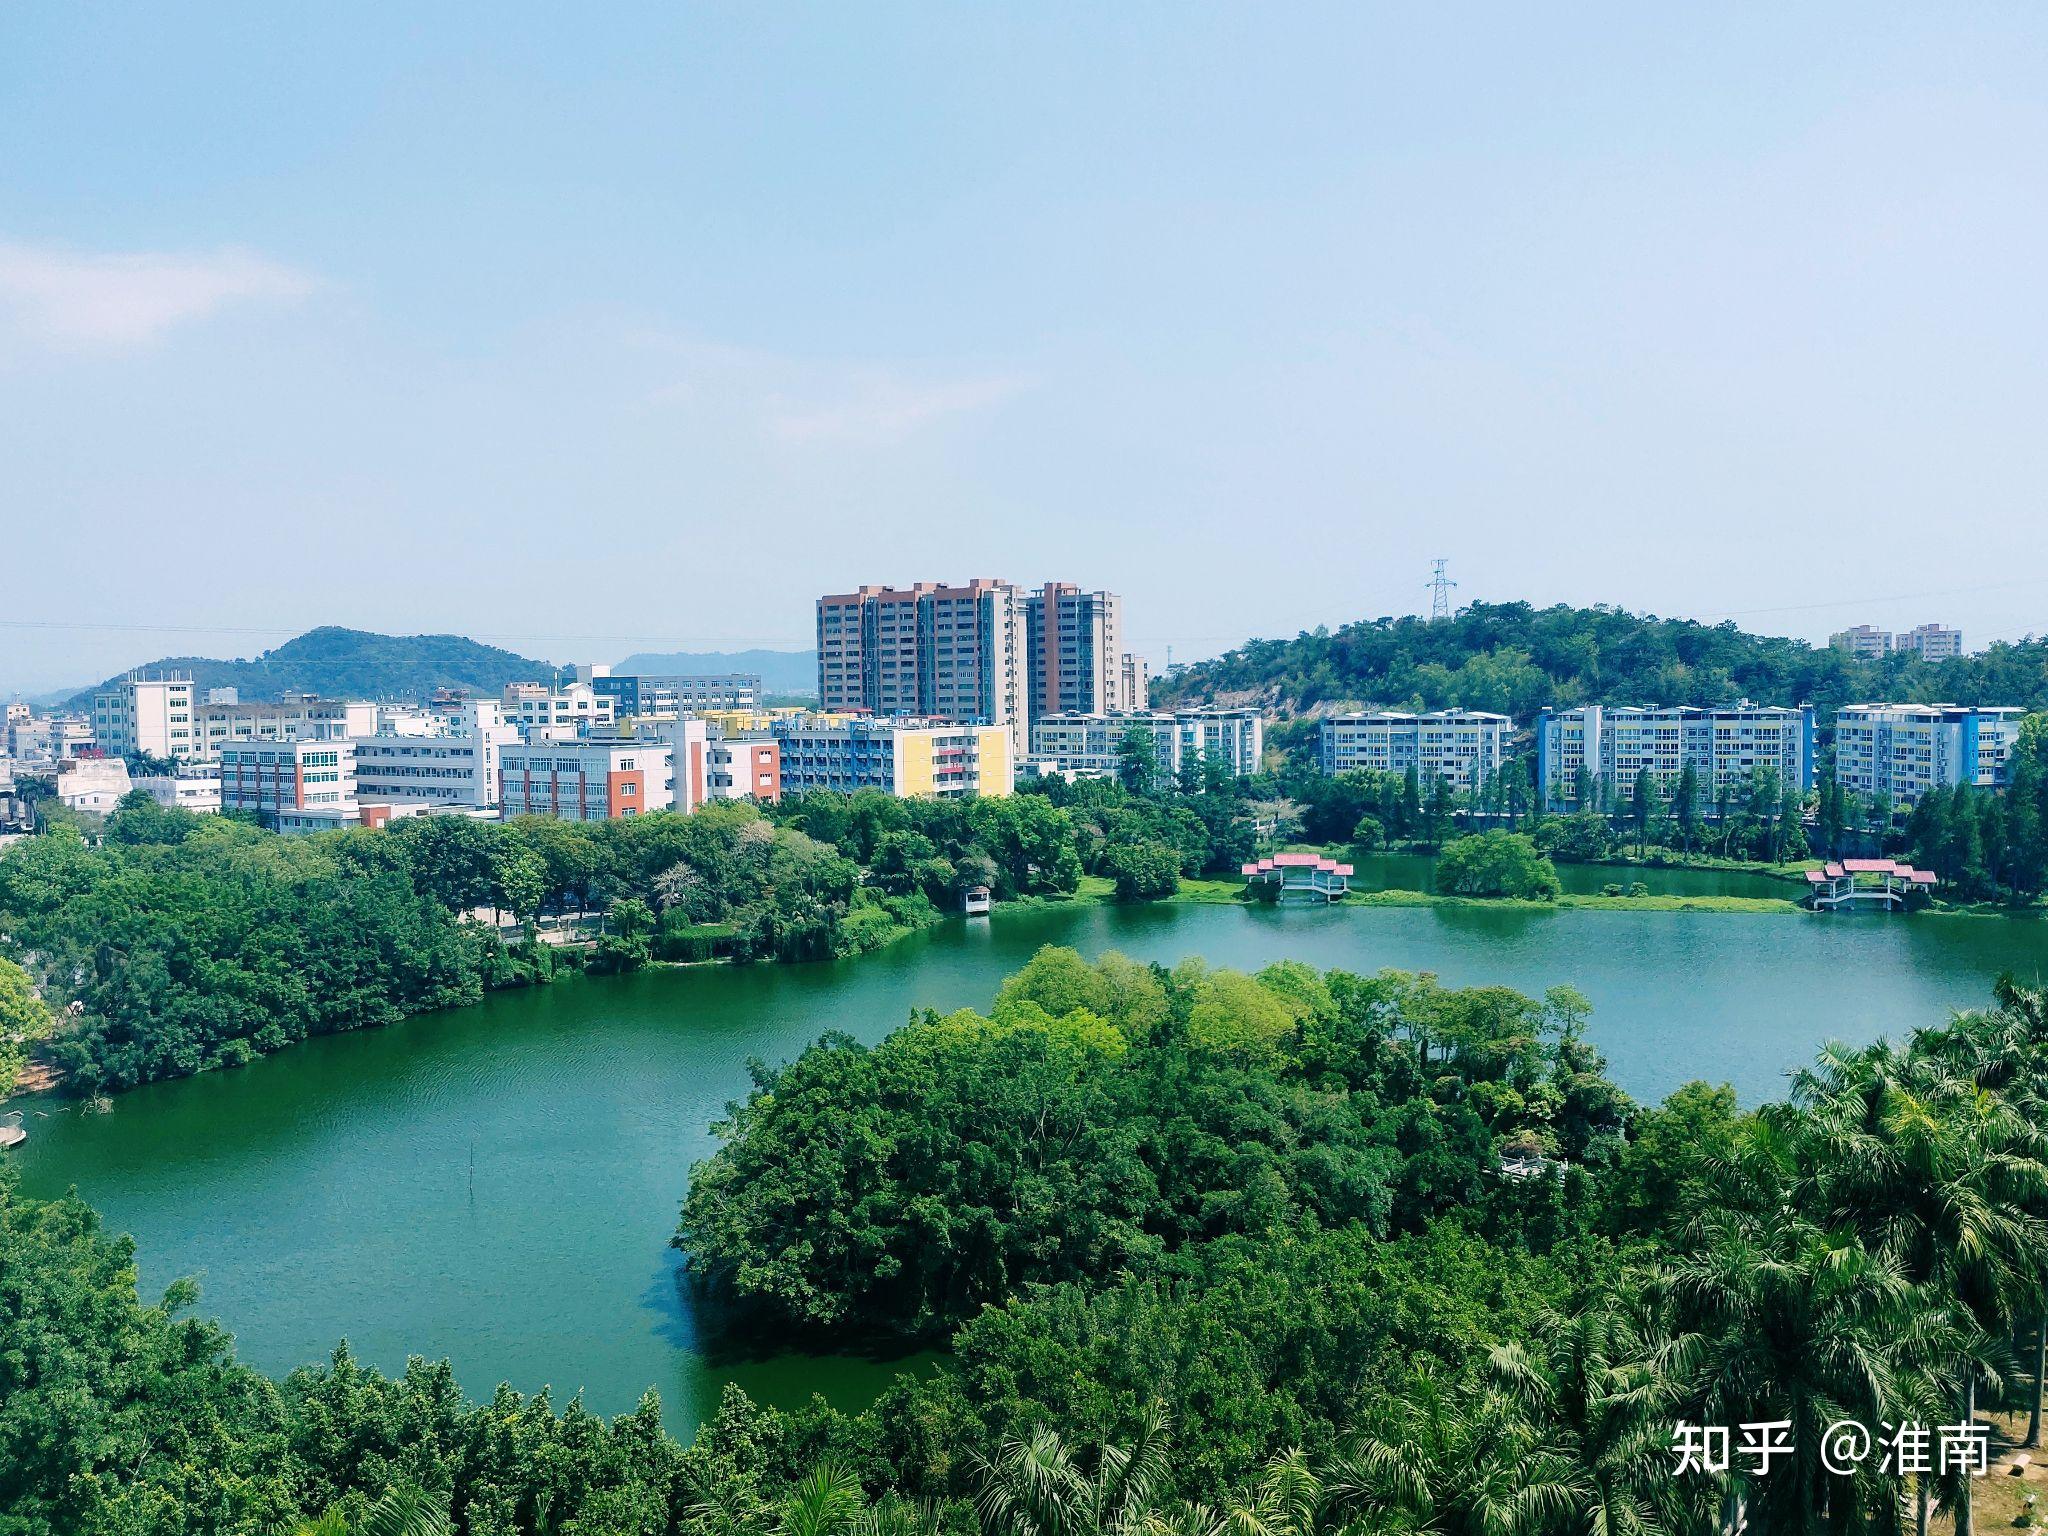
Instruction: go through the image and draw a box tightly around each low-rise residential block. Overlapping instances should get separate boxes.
[352,701,520,809]
[772,716,1013,799]
[1535,702,1813,811]
[1833,703,2025,811]
[1316,710,1511,791]
[707,734,782,802]
[586,669,762,718]
[56,756,133,813]
[1026,708,1264,781]
[498,736,669,822]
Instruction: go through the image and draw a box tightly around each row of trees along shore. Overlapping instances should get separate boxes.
[8,706,2048,1096]
[0,768,1281,1094]
[8,949,2048,1534]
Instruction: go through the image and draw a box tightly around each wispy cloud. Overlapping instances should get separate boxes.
[0,238,316,349]
[642,334,1031,446]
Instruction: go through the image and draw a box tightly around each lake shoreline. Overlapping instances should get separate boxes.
[9,864,2027,1114]
[18,897,2048,1436]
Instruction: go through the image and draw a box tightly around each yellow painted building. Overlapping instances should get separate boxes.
[771,716,1012,799]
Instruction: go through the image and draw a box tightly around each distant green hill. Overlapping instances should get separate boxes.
[71,627,556,707]
[612,649,818,696]
[1152,601,2048,721]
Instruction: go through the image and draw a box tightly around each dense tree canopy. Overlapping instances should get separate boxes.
[0,789,1105,1093]
[679,949,1627,1341]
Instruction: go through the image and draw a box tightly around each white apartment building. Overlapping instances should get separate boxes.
[1029,713,1178,779]
[219,739,358,822]
[1120,653,1150,712]
[706,733,782,802]
[1834,703,2025,811]
[1028,708,1265,781]
[1828,623,1965,661]
[94,675,378,765]
[1175,707,1264,779]
[193,694,377,759]
[1535,702,1813,811]
[49,717,95,760]
[1316,710,1511,792]
[92,675,197,760]
[4,708,94,765]
[503,682,615,739]
[274,807,363,835]
[352,701,520,809]
[134,768,223,815]
[772,716,1014,799]
[1829,625,1894,660]
[585,669,764,719]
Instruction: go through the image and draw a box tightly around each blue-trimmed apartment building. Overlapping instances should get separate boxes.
[1535,702,1814,813]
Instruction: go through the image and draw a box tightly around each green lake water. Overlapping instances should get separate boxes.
[14,901,2048,1436]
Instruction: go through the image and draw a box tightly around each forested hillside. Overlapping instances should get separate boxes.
[1154,601,2048,719]
[70,627,553,706]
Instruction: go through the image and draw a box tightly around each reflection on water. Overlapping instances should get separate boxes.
[1344,850,1801,900]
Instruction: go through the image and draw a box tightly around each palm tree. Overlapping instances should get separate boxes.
[1322,1369,1585,1536]
[1212,1449,1322,1536]
[777,1462,868,1536]
[1661,1197,1937,1536]
[972,1402,1175,1536]
[1484,1302,1690,1536]
[288,1486,453,1536]
[1787,1038,2048,1536]
[1918,980,2048,1451]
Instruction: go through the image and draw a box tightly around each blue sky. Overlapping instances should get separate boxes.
[4,4,2047,692]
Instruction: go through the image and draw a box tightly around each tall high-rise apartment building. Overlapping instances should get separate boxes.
[1829,624,1893,660]
[815,581,1029,752]
[1024,584,1134,716]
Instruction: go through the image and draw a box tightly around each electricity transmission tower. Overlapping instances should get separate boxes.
[1426,558,1457,621]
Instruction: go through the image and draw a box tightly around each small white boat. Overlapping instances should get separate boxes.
[0,1112,25,1150]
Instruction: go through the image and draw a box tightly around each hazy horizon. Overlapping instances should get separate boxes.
[7,5,2046,695]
